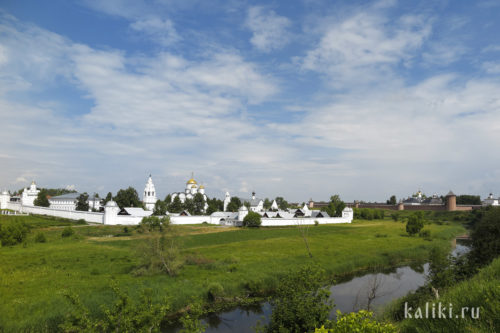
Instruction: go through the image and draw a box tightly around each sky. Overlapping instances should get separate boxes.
[1,0,500,202]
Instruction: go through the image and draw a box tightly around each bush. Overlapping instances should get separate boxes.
[316,310,397,333]
[314,220,319,226]
[76,219,87,225]
[207,282,224,301]
[266,265,333,333]
[406,215,424,236]
[243,211,262,228]
[390,213,399,221]
[34,232,47,243]
[139,216,170,232]
[419,229,431,240]
[0,221,29,246]
[61,226,75,238]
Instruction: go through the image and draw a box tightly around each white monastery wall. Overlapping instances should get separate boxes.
[7,202,103,223]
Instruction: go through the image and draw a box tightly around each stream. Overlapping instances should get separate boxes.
[171,243,470,332]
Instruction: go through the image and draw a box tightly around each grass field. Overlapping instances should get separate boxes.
[0,214,466,331]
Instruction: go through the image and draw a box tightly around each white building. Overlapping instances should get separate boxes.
[247,192,264,212]
[482,193,499,206]
[21,181,40,206]
[49,192,102,211]
[49,193,80,210]
[0,190,10,209]
[170,174,208,210]
[270,199,279,210]
[223,192,231,211]
[142,175,158,211]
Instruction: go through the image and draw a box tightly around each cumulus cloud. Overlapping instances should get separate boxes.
[301,7,432,86]
[245,6,291,52]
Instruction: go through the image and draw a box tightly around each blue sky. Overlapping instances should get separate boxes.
[1,0,500,202]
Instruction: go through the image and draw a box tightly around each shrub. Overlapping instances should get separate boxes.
[391,213,399,221]
[34,232,47,243]
[61,226,75,238]
[207,282,224,301]
[419,229,431,240]
[314,220,319,226]
[406,215,424,236]
[0,221,30,246]
[76,219,87,225]
[316,310,397,333]
[243,211,262,228]
[266,265,333,333]
[139,216,170,232]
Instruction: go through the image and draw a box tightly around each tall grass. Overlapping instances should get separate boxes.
[0,215,465,331]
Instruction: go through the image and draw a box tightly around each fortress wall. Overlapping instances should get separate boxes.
[7,203,104,223]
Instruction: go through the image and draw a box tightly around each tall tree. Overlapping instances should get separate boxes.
[169,196,183,213]
[321,194,345,217]
[34,189,50,207]
[114,187,141,209]
[183,198,195,215]
[153,200,167,216]
[104,192,113,205]
[263,198,271,210]
[193,193,205,215]
[76,193,90,211]
[226,197,242,212]
[386,195,397,205]
[275,197,289,210]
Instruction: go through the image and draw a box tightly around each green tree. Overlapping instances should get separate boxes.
[206,197,223,215]
[243,211,262,227]
[456,195,481,205]
[266,265,334,333]
[34,189,50,207]
[275,196,289,210]
[153,200,167,216]
[103,192,113,205]
[406,214,424,236]
[470,207,500,266]
[226,197,242,212]
[76,192,90,211]
[386,195,397,205]
[193,193,205,215]
[263,198,271,210]
[322,195,345,217]
[183,198,195,215]
[136,216,182,276]
[169,196,183,213]
[114,187,141,209]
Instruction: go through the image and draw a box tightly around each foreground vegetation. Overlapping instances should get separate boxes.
[0,213,465,331]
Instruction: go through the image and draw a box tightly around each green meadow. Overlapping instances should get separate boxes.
[0,214,465,331]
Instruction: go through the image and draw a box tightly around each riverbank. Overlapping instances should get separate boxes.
[0,214,466,331]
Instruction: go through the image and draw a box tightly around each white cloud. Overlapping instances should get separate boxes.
[130,17,180,45]
[245,6,291,52]
[301,8,432,85]
[482,61,500,74]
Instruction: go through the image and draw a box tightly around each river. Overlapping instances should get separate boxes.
[172,243,470,332]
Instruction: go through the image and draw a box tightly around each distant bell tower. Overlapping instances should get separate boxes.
[143,175,158,211]
[223,191,231,211]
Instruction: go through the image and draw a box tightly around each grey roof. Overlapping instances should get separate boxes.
[311,211,330,218]
[49,192,81,201]
[446,191,456,197]
[120,207,152,217]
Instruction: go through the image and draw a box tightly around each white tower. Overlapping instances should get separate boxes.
[223,192,231,211]
[238,205,248,221]
[143,175,158,211]
[104,200,120,224]
[0,190,10,209]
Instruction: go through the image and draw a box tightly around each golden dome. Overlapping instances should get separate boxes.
[191,184,197,188]
[199,185,205,189]
[187,178,197,185]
